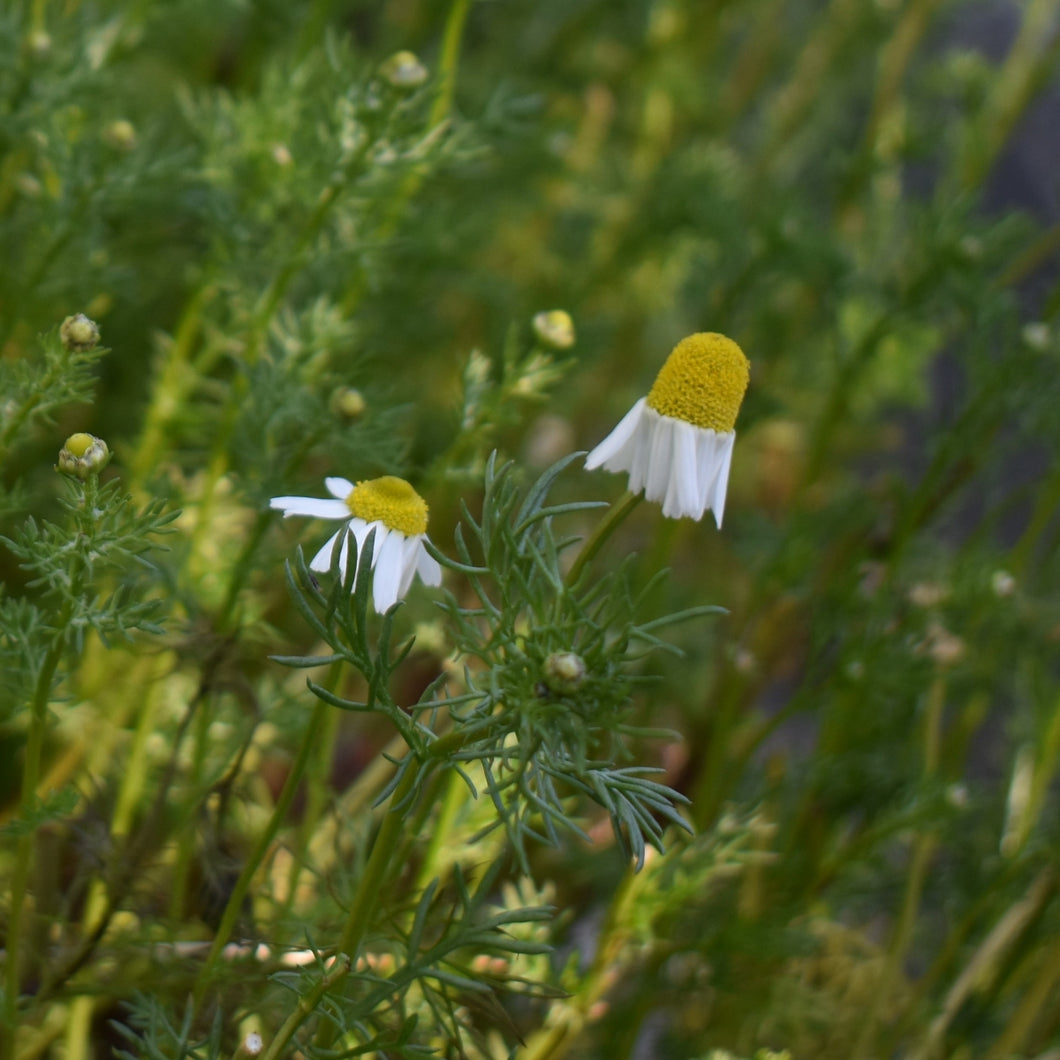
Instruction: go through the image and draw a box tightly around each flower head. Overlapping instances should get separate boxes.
[60,314,100,352]
[270,475,442,613]
[585,332,749,525]
[57,432,110,478]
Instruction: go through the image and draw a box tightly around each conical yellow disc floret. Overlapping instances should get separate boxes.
[646,332,750,433]
[347,476,429,536]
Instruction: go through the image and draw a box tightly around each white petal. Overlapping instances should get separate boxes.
[585,398,647,470]
[270,496,350,519]
[397,535,424,597]
[325,477,355,501]
[416,539,443,587]
[624,406,660,494]
[707,432,736,528]
[309,528,345,572]
[371,530,408,613]
[642,412,676,507]
[662,419,701,519]
[336,526,352,578]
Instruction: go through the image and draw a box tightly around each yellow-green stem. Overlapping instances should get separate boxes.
[314,729,465,1049]
[518,864,639,1060]
[64,675,162,1060]
[259,954,351,1060]
[282,705,341,918]
[565,490,642,586]
[193,695,332,1011]
[168,691,214,921]
[413,769,465,894]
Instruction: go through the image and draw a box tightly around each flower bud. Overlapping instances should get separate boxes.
[103,119,137,151]
[380,50,429,89]
[330,386,367,420]
[57,433,110,479]
[60,314,100,352]
[532,310,576,350]
[542,651,587,693]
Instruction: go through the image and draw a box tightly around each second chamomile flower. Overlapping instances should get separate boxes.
[586,332,750,526]
[270,475,442,614]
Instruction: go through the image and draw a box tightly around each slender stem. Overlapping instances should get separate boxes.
[340,0,471,317]
[518,863,639,1060]
[193,696,331,1010]
[258,954,351,1060]
[853,672,946,1058]
[983,893,1060,1059]
[3,632,66,1040]
[565,490,642,587]
[430,0,471,129]
[910,869,1054,1060]
[412,769,464,894]
[64,673,162,1060]
[282,705,340,919]
[314,728,465,1049]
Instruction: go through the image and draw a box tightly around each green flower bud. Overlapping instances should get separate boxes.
[532,310,576,350]
[380,50,428,89]
[330,386,367,420]
[543,651,587,693]
[58,433,110,479]
[60,314,100,352]
[103,119,137,151]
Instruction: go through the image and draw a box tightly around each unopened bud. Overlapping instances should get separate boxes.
[103,119,137,151]
[60,314,100,352]
[57,433,110,479]
[330,386,367,420]
[543,651,586,693]
[28,30,52,57]
[532,310,576,350]
[380,50,428,89]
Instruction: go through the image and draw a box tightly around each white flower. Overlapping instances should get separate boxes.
[270,475,442,614]
[585,332,749,526]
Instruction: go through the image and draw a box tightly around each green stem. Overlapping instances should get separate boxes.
[2,476,93,1041]
[3,632,66,1040]
[258,954,351,1060]
[282,705,341,919]
[517,865,640,1060]
[430,0,471,129]
[565,490,642,586]
[412,769,464,894]
[192,695,332,1011]
[314,728,465,1049]
[340,0,471,317]
[853,672,946,1058]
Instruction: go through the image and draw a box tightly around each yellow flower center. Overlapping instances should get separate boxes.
[346,476,428,536]
[64,432,96,457]
[646,332,750,432]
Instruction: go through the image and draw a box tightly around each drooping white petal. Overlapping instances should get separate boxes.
[325,477,355,501]
[270,496,351,520]
[624,407,659,494]
[662,419,701,519]
[586,398,739,525]
[416,539,443,587]
[309,528,345,572]
[707,433,735,528]
[643,412,676,508]
[585,398,648,470]
[372,529,407,613]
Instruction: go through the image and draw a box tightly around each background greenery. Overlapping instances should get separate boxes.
[3,0,1060,1057]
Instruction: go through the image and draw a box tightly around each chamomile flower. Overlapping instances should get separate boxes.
[270,475,442,614]
[585,332,750,526]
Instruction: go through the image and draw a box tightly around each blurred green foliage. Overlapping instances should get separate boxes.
[3,0,1060,1056]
